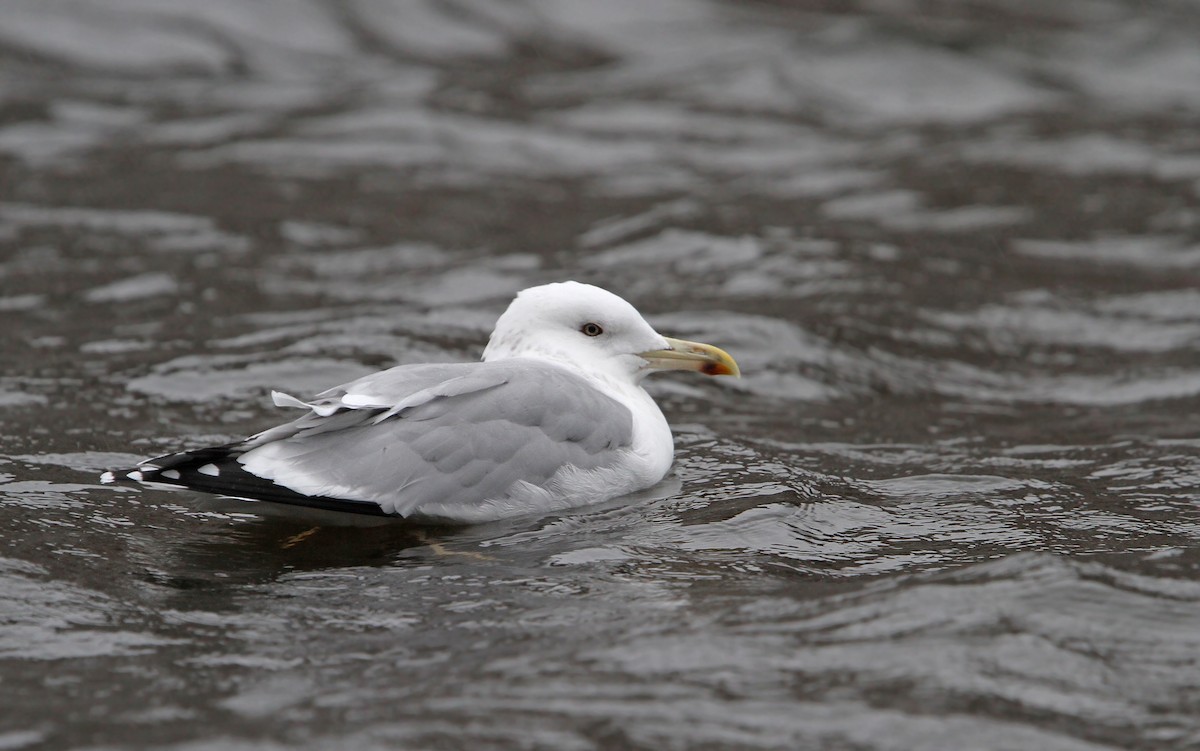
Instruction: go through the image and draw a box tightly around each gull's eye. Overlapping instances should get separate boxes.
[580,322,604,337]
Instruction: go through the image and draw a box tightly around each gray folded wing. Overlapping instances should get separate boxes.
[237,359,634,517]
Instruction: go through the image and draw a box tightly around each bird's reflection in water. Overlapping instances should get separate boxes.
[133,477,687,593]
[133,495,484,592]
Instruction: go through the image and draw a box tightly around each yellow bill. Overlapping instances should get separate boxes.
[639,336,740,377]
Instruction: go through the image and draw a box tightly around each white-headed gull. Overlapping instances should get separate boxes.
[103,281,739,522]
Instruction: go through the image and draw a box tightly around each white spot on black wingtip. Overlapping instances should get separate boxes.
[100,471,115,484]
[127,471,144,482]
[161,469,181,480]
[197,463,220,477]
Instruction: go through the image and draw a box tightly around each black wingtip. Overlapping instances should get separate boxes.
[106,447,391,518]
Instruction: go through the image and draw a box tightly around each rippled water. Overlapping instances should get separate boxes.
[3,1,1200,748]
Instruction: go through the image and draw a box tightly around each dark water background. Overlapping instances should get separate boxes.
[3,1,1200,749]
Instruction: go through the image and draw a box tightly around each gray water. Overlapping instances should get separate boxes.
[3,1,1200,749]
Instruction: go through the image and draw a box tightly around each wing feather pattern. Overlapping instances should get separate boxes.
[115,360,634,520]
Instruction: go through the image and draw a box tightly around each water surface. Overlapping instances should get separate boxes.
[2,1,1200,749]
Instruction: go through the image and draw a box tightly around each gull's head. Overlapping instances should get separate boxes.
[483,281,739,385]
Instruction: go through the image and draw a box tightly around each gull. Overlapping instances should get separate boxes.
[102,281,739,523]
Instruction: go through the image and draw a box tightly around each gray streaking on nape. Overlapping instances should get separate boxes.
[102,281,740,523]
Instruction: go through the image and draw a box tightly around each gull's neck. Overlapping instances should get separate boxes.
[486,347,639,392]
